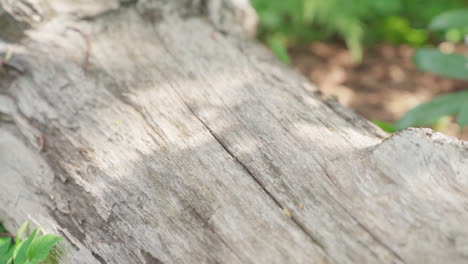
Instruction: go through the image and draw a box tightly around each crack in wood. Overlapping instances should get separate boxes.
[140,249,164,264]
[91,250,107,264]
[178,98,328,254]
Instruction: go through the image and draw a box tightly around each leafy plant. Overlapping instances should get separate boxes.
[396,91,468,130]
[413,48,468,80]
[395,8,468,131]
[0,222,62,264]
[252,0,369,62]
[428,9,468,30]
[373,121,397,133]
[251,0,467,63]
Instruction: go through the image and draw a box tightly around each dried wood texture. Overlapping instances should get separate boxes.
[0,1,467,263]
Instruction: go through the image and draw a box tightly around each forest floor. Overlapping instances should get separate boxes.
[290,42,468,140]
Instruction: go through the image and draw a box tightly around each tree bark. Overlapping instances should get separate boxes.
[0,1,467,263]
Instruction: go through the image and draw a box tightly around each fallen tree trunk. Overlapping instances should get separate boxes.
[0,1,467,263]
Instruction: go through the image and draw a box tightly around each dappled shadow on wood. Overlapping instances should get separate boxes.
[0,3,467,264]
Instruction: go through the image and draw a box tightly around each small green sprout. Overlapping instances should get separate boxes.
[0,222,62,264]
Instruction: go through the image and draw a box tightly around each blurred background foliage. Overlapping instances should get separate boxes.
[251,0,468,62]
[251,0,468,137]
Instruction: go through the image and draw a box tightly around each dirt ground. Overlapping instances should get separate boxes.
[290,42,468,140]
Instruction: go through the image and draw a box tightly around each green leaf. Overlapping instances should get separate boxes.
[0,237,11,255]
[414,48,468,80]
[395,91,468,130]
[13,228,39,264]
[373,120,397,133]
[0,245,15,264]
[267,36,291,64]
[16,222,29,244]
[433,116,451,132]
[457,103,468,129]
[345,33,363,63]
[0,237,12,264]
[429,9,468,31]
[27,234,63,264]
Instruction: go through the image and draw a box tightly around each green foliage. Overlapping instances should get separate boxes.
[13,228,40,264]
[376,16,429,46]
[396,9,468,131]
[0,238,14,264]
[428,8,468,43]
[413,48,468,80]
[251,0,467,62]
[373,121,397,133]
[27,235,63,263]
[0,222,62,264]
[429,9,468,30]
[267,35,291,64]
[396,91,468,130]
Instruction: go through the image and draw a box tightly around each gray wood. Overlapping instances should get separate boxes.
[0,1,467,263]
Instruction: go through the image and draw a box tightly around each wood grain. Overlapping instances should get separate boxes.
[0,1,467,263]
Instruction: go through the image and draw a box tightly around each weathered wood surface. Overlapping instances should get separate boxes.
[0,1,467,263]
